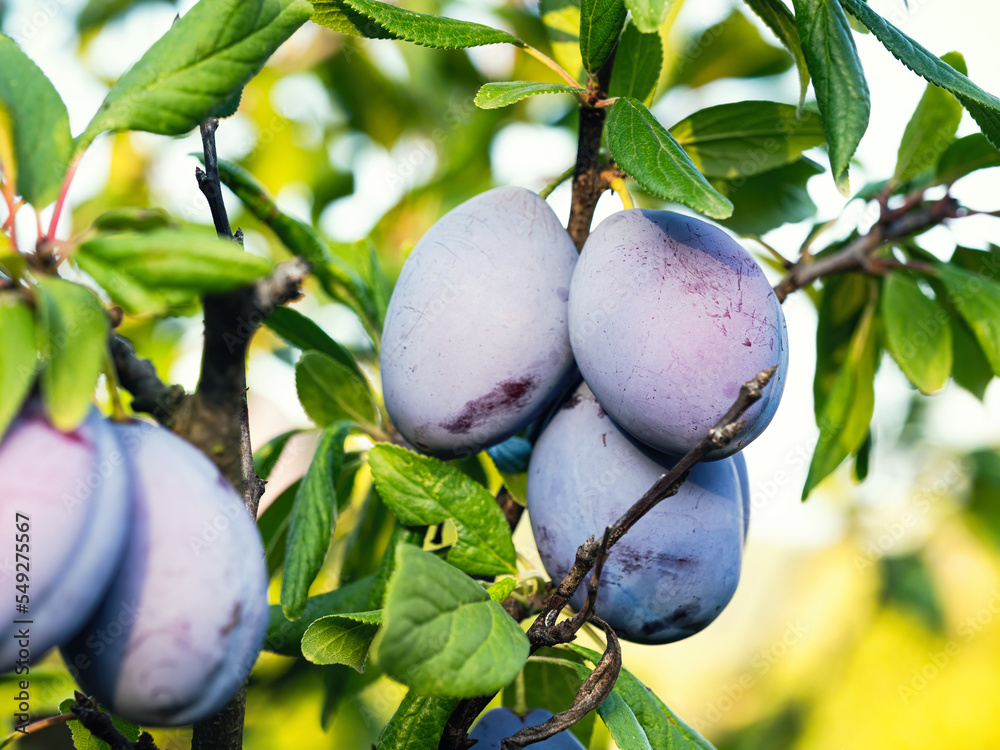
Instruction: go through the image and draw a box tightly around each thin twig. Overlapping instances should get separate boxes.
[70,694,158,750]
[109,335,185,425]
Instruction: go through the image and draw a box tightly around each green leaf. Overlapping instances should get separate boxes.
[474,81,585,110]
[791,0,870,194]
[894,52,966,183]
[368,444,517,576]
[951,314,995,400]
[58,699,142,750]
[253,429,300,480]
[486,578,517,604]
[0,294,36,441]
[258,479,298,578]
[540,0,584,80]
[936,133,1000,185]
[302,610,381,671]
[265,574,374,656]
[295,350,378,428]
[377,544,529,697]
[716,157,823,236]
[580,0,627,74]
[669,101,825,180]
[76,229,273,309]
[804,298,879,498]
[609,21,663,105]
[881,272,952,393]
[670,11,792,89]
[937,264,1000,376]
[215,158,380,334]
[625,0,675,34]
[814,272,871,413]
[365,523,426,610]
[598,693,654,750]
[0,34,72,206]
[879,553,945,633]
[502,652,596,746]
[743,0,811,110]
[91,207,175,233]
[280,421,353,620]
[34,278,109,432]
[377,691,461,750]
[607,97,733,219]
[75,0,312,152]
[264,306,362,378]
[311,0,524,48]
[840,0,1000,152]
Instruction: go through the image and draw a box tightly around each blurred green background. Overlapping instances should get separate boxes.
[2,0,1000,747]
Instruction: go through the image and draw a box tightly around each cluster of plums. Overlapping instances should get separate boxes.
[381,187,787,645]
[0,402,268,726]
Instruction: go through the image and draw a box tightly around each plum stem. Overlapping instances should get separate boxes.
[773,193,961,302]
[44,154,81,243]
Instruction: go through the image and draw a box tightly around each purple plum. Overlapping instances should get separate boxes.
[380,187,579,458]
[527,384,744,645]
[733,451,751,539]
[0,403,130,673]
[61,421,269,726]
[568,209,788,459]
[469,707,585,749]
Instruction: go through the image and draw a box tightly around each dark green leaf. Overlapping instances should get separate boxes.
[377,544,529,697]
[792,0,870,193]
[607,97,733,219]
[937,264,1000,375]
[814,272,870,414]
[365,524,426,610]
[264,306,362,378]
[76,229,273,309]
[716,157,823,236]
[215,158,380,335]
[311,0,524,48]
[368,444,517,576]
[57,698,141,750]
[75,0,312,151]
[0,34,72,206]
[258,479,299,578]
[540,0,584,80]
[609,21,664,105]
[894,52,966,183]
[0,294,36,441]
[280,422,352,619]
[474,82,585,110]
[669,101,825,179]
[881,272,952,392]
[265,574,373,656]
[804,298,879,498]
[880,553,944,632]
[91,207,175,233]
[936,133,1000,185]
[253,429,301,480]
[34,278,109,432]
[840,0,1000,152]
[301,610,381,671]
[625,0,675,34]
[951,315,994,400]
[670,11,792,89]
[376,691,461,750]
[743,0,811,109]
[77,0,161,33]
[295,350,378,428]
[580,0,627,73]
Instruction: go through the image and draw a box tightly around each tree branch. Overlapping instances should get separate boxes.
[70,693,158,750]
[109,335,185,425]
[773,194,961,302]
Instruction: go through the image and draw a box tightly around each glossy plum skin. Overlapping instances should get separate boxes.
[568,209,788,459]
[527,385,744,645]
[0,404,130,673]
[469,708,585,749]
[733,451,751,539]
[62,421,269,726]
[381,187,579,459]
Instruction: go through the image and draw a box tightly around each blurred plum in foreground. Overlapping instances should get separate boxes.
[528,384,745,645]
[62,421,269,726]
[569,209,787,459]
[469,707,585,749]
[381,187,579,459]
[0,404,130,672]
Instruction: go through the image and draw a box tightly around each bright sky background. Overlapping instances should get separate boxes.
[4,0,1000,546]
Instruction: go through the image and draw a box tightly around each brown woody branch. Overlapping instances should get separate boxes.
[70,693,158,750]
[772,194,961,302]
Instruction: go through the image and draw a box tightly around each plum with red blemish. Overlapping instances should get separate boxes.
[0,403,130,673]
[527,384,744,645]
[469,707,586,749]
[568,209,787,459]
[380,186,579,459]
[61,420,268,726]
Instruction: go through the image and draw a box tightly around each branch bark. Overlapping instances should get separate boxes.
[71,693,158,750]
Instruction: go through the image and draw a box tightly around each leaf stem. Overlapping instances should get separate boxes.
[539,164,575,199]
[45,154,82,242]
[609,177,634,209]
[520,44,583,90]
